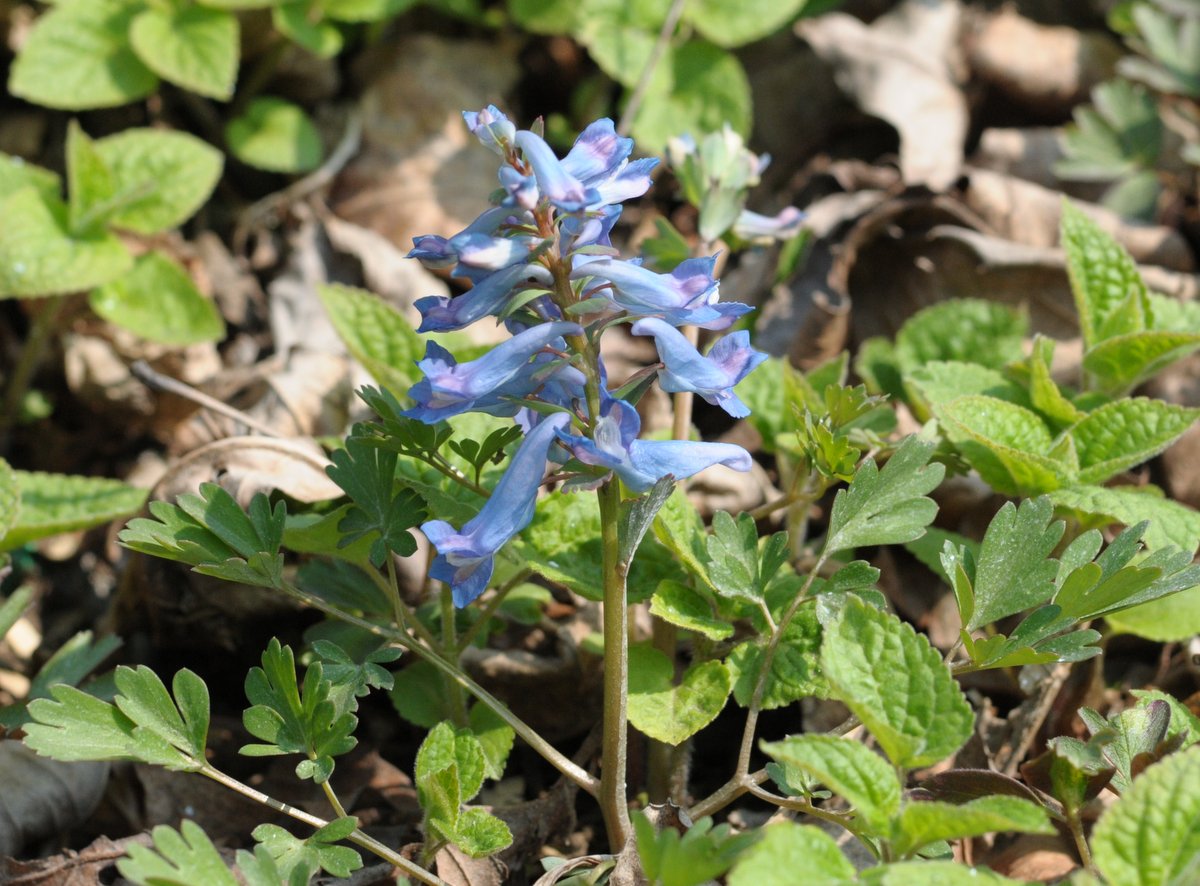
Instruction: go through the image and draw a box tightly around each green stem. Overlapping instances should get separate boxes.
[200,765,447,886]
[744,783,880,857]
[378,557,439,649]
[455,568,532,654]
[1066,809,1094,871]
[617,0,689,136]
[440,583,469,726]
[597,479,631,849]
[645,619,678,803]
[321,778,350,820]
[1,295,64,443]
[278,578,600,796]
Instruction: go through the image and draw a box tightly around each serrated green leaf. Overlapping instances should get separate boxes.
[905,361,1030,421]
[1083,331,1200,397]
[468,703,515,781]
[1024,336,1086,430]
[627,40,752,155]
[272,3,344,57]
[453,807,513,858]
[824,435,943,555]
[761,734,902,832]
[416,721,486,805]
[114,665,209,761]
[117,820,239,886]
[822,595,974,769]
[252,821,364,882]
[9,0,157,110]
[311,638,399,714]
[1048,484,1200,554]
[93,128,223,235]
[727,820,854,886]
[0,187,131,298]
[1,469,146,550]
[860,861,1023,885]
[937,395,1067,495]
[129,5,238,99]
[627,644,730,746]
[652,487,710,583]
[1069,398,1200,486]
[226,97,323,173]
[326,435,424,566]
[895,299,1027,376]
[0,458,18,545]
[66,121,118,234]
[635,814,758,886]
[23,684,141,762]
[1062,200,1150,349]
[963,498,1064,631]
[90,251,226,345]
[726,603,825,709]
[1083,700,1172,794]
[233,845,282,886]
[650,580,734,641]
[1122,3,1200,96]
[684,0,809,48]
[704,511,789,602]
[619,475,675,569]
[318,283,422,395]
[893,796,1054,857]
[1092,745,1200,886]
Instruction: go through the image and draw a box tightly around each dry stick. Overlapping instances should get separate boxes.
[995,661,1073,777]
[616,0,690,137]
[130,360,285,438]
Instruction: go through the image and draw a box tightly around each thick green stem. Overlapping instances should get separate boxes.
[200,765,447,886]
[645,619,677,803]
[597,479,631,849]
[1,295,64,444]
[441,584,469,726]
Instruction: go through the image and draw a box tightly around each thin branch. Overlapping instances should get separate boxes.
[130,360,285,439]
[617,0,690,136]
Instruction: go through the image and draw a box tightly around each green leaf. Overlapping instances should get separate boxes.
[895,299,1027,374]
[684,0,809,47]
[66,121,117,234]
[232,846,283,886]
[468,703,515,781]
[1058,79,1163,180]
[0,586,33,646]
[727,602,825,709]
[117,820,239,886]
[0,458,19,545]
[936,395,1066,496]
[0,155,60,204]
[1061,200,1150,349]
[94,128,224,235]
[508,0,578,34]
[824,435,943,555]
[273,3,344,57]
[252,820,364,882]
[727,821,855,886]
[1,470,146,550]
[961,498,1064,631]
[129,5,238,100]
[705,511,789,602]
[619,475,676,569]
[1131,689,1200,748]
[627,644,731,746]
[1083,331,1200,397]
[515,491,682,603]
[227,97,324,173]
[628,40,752,155]
[1081,700,1172,794]
[650,580,734,641]
[241,639,357,782]
[652,487,710,583]
[905,361,1030,421]
[1052,534,1200,623]
[1122,3,1200,96]
[893,796,1054,858]
[322,0,418,21]
[115,665,210,760]
[90,251,226,345]
[760,734,902,832]
[311,638,399,714]
[453,807,513,858]
[326,436,425,566]
[821,595,974,769]
[8,0,157,110]
[859,861,1023,885]
[1092,746,1200,886]
[416,721,486,805]
[1070,399,1200,486]
[23,684,143,763]
[318,283,422,394]
[1048,485,1200,554]
[635,814,758,886]
[0,187,131,298]
[389,660,452,728]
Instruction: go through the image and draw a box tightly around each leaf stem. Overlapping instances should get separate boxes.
[321,778,350,820]
[0,295,64,447]
[440,583,469,726]
[199,765,447,886]
[617,0,689,137]
[597,478,632,849]
[1065,808,1094,871]
[454,568,533,654]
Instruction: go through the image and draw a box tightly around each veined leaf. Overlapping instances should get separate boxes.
[1061,200,1150,349]
[650,579,734,641]
[117,820,239,886]
[821,595,974,769]
[936,395,1067,496]
[627,644,731,745]
[252,820,363,882]
[1048,484,1200,554]
[893,796,1054,858]
[1069,398,1200,486]
[727,821,856,886]
[130,5,239,100]
[318,284,423,396]
[1,469,146,550]
[0,154,60,204]
[0,458,18,544]
[894,299,1027,373]
[1083,330,1200,397]
[326,434,425,566]
[66,121,118,234]
[90,251,226,345]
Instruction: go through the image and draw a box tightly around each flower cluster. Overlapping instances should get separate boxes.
[406,108,766,606]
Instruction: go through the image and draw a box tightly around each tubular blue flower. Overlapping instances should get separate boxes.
[415,262,552,332]
[405,321,583,422]
[558,118,658,205]
[732,207,805,244]
[422,413,570,606]
[556,395,752,492]
[451,231,546,271]
[463,105,515,155]
[570,256,751,330]
[515,130,596,212]
[408,208,534,280]
[630,318,767,418]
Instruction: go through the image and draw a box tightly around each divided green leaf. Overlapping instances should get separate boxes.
[326,434,425,566]
[252,819,364,883]
[117,819,239,886]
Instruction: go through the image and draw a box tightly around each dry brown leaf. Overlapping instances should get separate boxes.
[0,834,147,885]
[799,0,967,191]
[0,743,108,857]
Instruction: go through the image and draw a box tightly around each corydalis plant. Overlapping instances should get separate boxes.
[406,107,765,844]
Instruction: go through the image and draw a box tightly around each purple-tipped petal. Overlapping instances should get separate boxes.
[408,235,456,269]
[592,157,658,205]
[416,263,551,332]
[421,413,569,606]
[560,118,633,182]
[515,130,597,211]
[732,207,805,243]
[631,319,766,417]
[463,105,515,155]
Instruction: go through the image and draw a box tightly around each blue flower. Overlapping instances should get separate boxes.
[732,207,805,244]
[515,131,596,211]
[556,394,752,492]
[415,262,552,332]
[570,256,751,330]
[463,105,516,155]
[422,413,570,606]
[405,321,583,422]
[408,208,538,280]
[631,318,767,418]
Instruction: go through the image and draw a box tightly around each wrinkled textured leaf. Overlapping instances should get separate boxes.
[1070,399,1200,486]
[937,395,1066,496]
[760,734,901,832]
[650,580,733,641]
[0,459,18,544]
[1083,331,1200,397]
[627,644,730,745]
[8,0,157,110]
[1048,484,1200,554]
[727,821,855,886]
[1061,200,1149,348]
[2,469,146,550]
[129,5,238,99]
[727,604,825,709]
[453,807,513,858]
[1092,746,1200,886]
[895,299,1027,373]
[821,595,974,769]
[90,251,226,345]
[893,796,1054,857]
[319,284,422,395]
